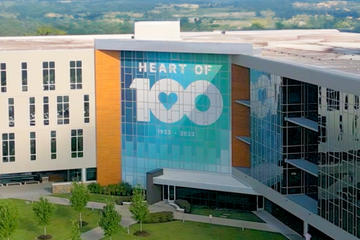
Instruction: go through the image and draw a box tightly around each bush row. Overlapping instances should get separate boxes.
[144,211,174,223]
[87,182,133,196]
[115,196,132,205]
[175,199,191,213]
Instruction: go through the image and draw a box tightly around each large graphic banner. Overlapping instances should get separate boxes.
[120,51,230,185]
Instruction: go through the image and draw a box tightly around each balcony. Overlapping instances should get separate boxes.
[235,99,250,108]
[236,136,250,145]
[284,117,318,132]
[285,158,319,177]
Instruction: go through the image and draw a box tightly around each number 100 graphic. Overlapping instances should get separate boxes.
[120,51,231,186]
[130,78,223,126]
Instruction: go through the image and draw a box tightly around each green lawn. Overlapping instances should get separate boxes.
[0,199,100,240]
[0,199,286,240]
[190,205,264,223]
[52,193,123,204]
[108,221,287,240]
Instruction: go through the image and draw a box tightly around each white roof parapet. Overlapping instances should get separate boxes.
[95,39,253,55]
[153,168,258,195]
[232,54,360,96]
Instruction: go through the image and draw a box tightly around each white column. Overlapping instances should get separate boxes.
[174,186,176,200]
[304,222,311,240]
[81,168,86,183]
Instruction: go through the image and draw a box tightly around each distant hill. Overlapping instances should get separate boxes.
[0,0,359,36]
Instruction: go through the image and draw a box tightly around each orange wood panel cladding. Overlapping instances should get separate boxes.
[232,64,250,167]
[95,50,122,185]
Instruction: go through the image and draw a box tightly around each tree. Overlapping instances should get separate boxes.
[246,22,266,30]
[71,219,82,240]
[70,182,90,228]
[36,26,66,36]
[32,197,54,238]
[129,186,149,233]
[99,203,121,240]
[0,203,18,240]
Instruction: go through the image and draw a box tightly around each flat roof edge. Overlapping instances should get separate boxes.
[153,177,258,195]
[232,54,360,96]
[95,39,253,55]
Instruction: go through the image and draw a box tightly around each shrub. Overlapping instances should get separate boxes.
[119,182,133,196]
[144,211,173,223]
[115,196,132,205]
[175,199,191,213]
[87,182,133,196]
[87,183,102,194]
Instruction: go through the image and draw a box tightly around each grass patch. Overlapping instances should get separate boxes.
[52,193,120,204]
[0,199,100,240]
[108,221,287,240]
[190,205,264,223]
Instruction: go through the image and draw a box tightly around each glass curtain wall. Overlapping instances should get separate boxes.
[318,87,360,237]
[250,70,283,190]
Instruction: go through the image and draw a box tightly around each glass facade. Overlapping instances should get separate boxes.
[176,187,257,210]
[121,51,231,186]
[318,88,360,237]
[250,69,283,189]
[249,68,360,238]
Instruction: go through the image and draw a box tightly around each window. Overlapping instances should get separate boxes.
[51,131,56,159]
[71,129,83,158]
[8,98,14,127]
[326,88,339,111]
[355,96,359,110]
[29,97,35,126]
[21,62,28,91]
[43,61,55,90]
[86,168,97,181]
[43,96,49,125]
[2,133,15,162]
[70,60,82,89]
[1,63,6,92]
[57,96,69,124]
[84,95,89,123]
[345,95,349,110]
[30,132,36,161]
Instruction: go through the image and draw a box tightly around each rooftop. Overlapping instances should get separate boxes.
[153,168,257,195]
[183,29,360,75]
[0,29,359,75]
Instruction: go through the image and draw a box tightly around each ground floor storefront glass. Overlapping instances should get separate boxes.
[172,186,257,211]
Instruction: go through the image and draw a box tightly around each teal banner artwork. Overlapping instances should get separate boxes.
[121,51,231,185]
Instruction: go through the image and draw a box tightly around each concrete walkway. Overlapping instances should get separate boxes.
[0,183,52,200]
[81,227,104,240]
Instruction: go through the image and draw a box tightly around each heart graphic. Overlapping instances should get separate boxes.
[158,92,178,110]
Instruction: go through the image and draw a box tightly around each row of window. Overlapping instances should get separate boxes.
[6,95,90,127]
[2,129,83,163]
[0,60,83,92]
[325,88,359,111]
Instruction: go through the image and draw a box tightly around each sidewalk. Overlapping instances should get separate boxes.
[0,183,52,200]
[81,227,104,240]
